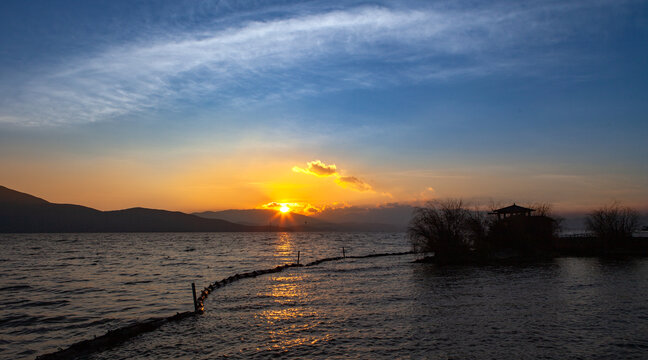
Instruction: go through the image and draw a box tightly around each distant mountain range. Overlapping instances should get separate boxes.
[194,209,406,232]
[0,186,267,233]
[0,186,407,233]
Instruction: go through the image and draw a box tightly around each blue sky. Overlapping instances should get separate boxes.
[0,0,646,212]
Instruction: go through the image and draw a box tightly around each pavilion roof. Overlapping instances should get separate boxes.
[490,203,535,214]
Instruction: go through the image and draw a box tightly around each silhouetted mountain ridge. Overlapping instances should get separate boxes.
[0,186,406,233]
[0,186,269,233]
[194,209,406,232]
[0,185,49,205]
[194,209,330,227]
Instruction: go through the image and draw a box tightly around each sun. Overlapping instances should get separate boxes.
[279,205,290,213]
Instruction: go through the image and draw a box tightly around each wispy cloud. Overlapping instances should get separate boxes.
[293,160,373,192]
[0,1,625,125]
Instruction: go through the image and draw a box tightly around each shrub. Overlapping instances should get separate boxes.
[407,199,486,258]
[585,203,639,246]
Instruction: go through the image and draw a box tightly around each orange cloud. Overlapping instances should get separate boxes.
[336,176,372,192]
[261,202,286,210]
[305,206,320,213]
[293,160,373,192]
[260,201,321,215]
[292,160,338,177]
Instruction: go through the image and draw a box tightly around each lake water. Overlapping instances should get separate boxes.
[1,233,647,359]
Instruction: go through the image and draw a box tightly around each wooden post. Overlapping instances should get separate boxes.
[191,282,198,313]
[297,251,300,265]
[342,247,346,258]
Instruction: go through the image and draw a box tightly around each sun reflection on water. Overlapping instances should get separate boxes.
[254,270,332,352]
[274,232,297,263]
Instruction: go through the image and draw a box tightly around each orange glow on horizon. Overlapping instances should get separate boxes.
[3,153,645,215]
[260,201,328,216]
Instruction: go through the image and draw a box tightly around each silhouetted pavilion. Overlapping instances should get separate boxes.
[489,203,535,220]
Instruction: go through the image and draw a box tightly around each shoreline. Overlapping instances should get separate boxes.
[414,236,648,265]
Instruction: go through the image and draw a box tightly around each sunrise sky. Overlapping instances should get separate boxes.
[1,0,646,214]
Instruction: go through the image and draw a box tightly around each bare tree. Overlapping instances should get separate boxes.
[528,202,553,217]
[408,199,486,257]
[527,202,563,233]
[585,202,639,244]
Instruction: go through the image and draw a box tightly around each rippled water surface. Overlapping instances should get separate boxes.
[1,233,647,359]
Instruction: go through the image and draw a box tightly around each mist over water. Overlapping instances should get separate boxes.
[1,233,647,359]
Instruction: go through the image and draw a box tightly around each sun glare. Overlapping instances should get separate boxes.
[279,205,290,213]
